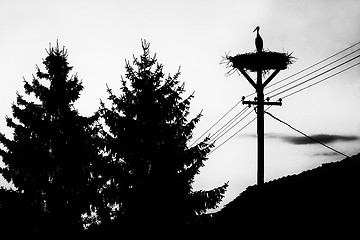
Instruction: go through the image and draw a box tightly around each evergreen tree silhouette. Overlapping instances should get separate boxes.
[0,42,103,231]
[99,40,228,230]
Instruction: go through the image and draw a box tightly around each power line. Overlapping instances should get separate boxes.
[265,48,360,97]
[210,106,272,155]
[210,108,254,144]
[245,41,360,99]
[189,98,243,147]
[210,56,359,154]
[281,61,360,99]
[208,57,359,152]
[210,112,257,154]
[265,41,360,90]
[264,111,349,158]
[268,54,360,99]
[208,57,359,154]
[209,106,249,141]
[212,53,359,150]
[194,41,360,152]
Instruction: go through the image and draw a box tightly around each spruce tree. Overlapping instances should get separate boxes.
[0,42,103,230]
[99,40,228,229]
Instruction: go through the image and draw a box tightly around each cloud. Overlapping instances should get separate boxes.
[241,133,359,145]
[312,151,339,157]
[281,134,359,145]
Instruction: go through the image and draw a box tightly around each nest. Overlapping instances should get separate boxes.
[222,50,295,75]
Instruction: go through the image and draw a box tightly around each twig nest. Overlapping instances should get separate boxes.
[223,51,295,73]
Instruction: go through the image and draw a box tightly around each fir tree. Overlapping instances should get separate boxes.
[99,40,228,229]
[0,42,103,230]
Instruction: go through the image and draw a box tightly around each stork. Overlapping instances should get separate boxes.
[253,26,263,53]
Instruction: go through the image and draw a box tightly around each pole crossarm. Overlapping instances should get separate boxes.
[242,100,282,106]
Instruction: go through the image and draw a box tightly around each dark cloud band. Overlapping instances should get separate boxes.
[242,133,359,145]
[281,134,359,145]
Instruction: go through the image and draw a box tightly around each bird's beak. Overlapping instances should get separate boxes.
[253,28,256,32]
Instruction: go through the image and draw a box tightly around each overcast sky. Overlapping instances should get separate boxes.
[1,0,360,211]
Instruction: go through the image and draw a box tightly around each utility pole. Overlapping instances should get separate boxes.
[223,27,293,185]
[241,68,282,185]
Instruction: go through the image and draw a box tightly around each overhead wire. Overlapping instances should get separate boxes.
[194,41,360,153]
[265,48,360,98]
[210,112,256,154]
[209,106,249,141]
[210,53,359,154]
[189,98,243,147]
[264,111,350,158]
[244,41,360,100]
[265,40,360,90]
[215,56,359,154]
[210,106,272,154]
[280,61,360,99]
[210,108,254,145]
[267,53,360,99]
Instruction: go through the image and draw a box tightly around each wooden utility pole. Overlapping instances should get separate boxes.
[223,27,293,185]
[241,68,282,185]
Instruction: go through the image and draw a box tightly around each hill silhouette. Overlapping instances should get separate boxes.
[214,152,360,229]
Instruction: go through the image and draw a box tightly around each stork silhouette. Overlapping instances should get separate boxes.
[253,26,263,53]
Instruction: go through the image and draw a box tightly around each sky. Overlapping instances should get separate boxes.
[1,0,360,211]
